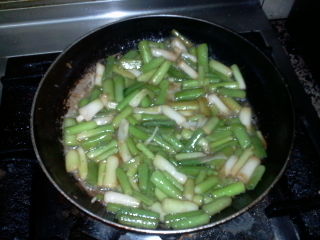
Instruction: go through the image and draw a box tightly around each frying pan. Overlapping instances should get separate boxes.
[31,15,294,234]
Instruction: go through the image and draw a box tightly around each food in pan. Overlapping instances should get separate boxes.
[62,29,267,230]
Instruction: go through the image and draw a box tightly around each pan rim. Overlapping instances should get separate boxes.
[30,14,295,234]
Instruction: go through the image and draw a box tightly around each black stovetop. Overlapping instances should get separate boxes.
[0,28,320,239]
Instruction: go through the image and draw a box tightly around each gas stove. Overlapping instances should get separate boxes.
[0,1,320,239]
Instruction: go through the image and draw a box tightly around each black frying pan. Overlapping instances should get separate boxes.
[31,15,294,234]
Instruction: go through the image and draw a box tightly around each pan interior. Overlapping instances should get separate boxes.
[31,16,294,233]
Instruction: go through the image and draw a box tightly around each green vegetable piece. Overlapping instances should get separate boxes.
[207,128,233,141]
[86,160,98,186]
[231,147,254,176]
[120,59,142,70]
[170,213,210,229]
[217,88,246,98]
[168,65,189,78]
[127,137,139,156]
[162,171,184,191]
[246,165,266,190]
[81,133,113,151]
[141,120,176,128]
[140,95,152,107]
[175,152,205,161]
[152,136,176,154]
[155,188,168,201]
[65,149,79,172]
[86,140,117,159]
[65,121,97,135]
[88,87,102,101]
[113,75,125,102]
[210,182,246,198]
[97,161,107,186]
[106,202,123,213]
[183,178,195,201]
[203,117,220,135]
[123,49,140,60]
[141,57,165,73]
[116,168,133,195]
[141,114,169,121]
[202,196,232,216]
[208,81,239,91]
[154,79,169,105]
[195,170,207,184]
[210,136,234,151]
[116,89,140,111]
[168,100,199,111]
[125,157,140,178]
[137,69,157,82]
[138,40,153,64]
[136,143,155,159]
[209,59,232,78]
[126,115,137,125]
[94,147,118,162]
[112,106,133,128]
[132,190,154,206]
[220,95,241,112]
[177,166,207,176]
[138,163,149,192]
[161,133,183,152]
[63,118,77,128]
[77,147,88,180]
[124,82,144,96]
[150,61,171,85]
[232,124,252,149]
[77,124,114,140]
[113,65,136,79]
[175,88,205,101]
[195,176,219,194]
[210,158,227,170]
[212,141,238,154]
[102,55,116,81]
[184,129,205,151]
[78,97,90,108]
[151,171,183,199]
[231,64,246,89]
[171,29,193,48]
[193,195,203,206]
[197,43,209,73]
[102,79,114,101]
[129,126,149,140]
[164,210,204,227]
[64,134,78,146]
[117,206,160,220]
[116,214,158,229]
[251,135,267,158]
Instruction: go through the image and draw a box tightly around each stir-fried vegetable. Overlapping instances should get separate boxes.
[63,30,267,230]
